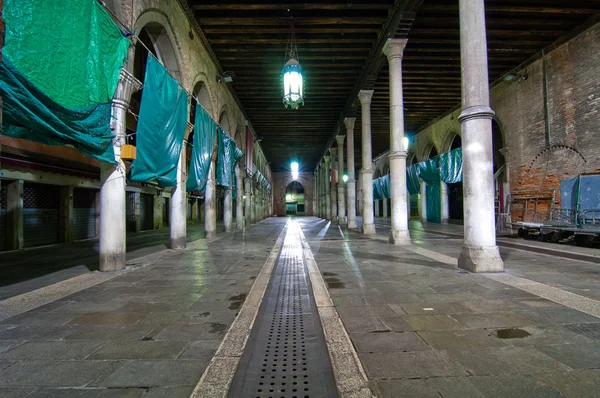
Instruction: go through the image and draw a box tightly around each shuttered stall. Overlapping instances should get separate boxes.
[72,188,97,240]
[140,193,154,231]
[24,183,59,247]
[162,197,170,227]
[0,184,7,251]
[126,192,136,232]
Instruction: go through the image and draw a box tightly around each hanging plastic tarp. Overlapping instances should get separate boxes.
[3,0,129,108]
[416,157,440,185]
[231,147,244,198]
[130,56,188,188]
[372,177,384,200]
[426,182,441,223]
[439,148,463,183]
[1,0,129,164]
[407,165,420,195]
[381,174,391,199]
[187,105,217,192]
[216,128,242,188]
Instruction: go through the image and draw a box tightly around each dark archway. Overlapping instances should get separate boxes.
[285,181,305,216]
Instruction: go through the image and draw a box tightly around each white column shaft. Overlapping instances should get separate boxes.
[170,146,187,249]
[358,90,375,234]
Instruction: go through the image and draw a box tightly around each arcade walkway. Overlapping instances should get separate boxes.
[1,217,599,397]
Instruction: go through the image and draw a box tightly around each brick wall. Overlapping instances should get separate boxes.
[413,22,600,221]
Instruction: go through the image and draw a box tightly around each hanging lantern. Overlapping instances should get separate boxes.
[282,18,304,109]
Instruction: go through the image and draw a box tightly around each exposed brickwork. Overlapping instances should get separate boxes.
[272,172,314,217]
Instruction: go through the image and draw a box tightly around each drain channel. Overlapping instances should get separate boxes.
[229,222,338,398]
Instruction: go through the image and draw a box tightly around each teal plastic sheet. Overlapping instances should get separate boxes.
[0,58,117,163]
[381,174,390,199]
[372,177,383,200]
[407,165,420,195]
[232,147,244,198]
[1,0,129,164]
[416,158,440,185]
[440,148,463,183]
[130,56,188,188]
[426,182,441,223]
[216,128,242,188]
[4,0,129,108]
[187,105,217,192]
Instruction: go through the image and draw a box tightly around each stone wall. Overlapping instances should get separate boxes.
[272,172,314,217]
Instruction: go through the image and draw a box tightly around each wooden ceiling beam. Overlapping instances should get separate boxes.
[422,4,596,14]
[196,17,386,26]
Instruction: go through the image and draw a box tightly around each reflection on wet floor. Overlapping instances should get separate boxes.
[496,328,532,339]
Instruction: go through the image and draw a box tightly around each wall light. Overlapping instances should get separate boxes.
[291,161,299,180]
[403,136,409,151]
[342,174,348,183]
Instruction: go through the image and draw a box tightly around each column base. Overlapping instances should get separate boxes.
[337,217,347,225]
[348,220,358,229]
[205,230,217,239]
[170,237,187,250]
[99,252,126,272]
[389,229,411,246]
[458,245,504,273]
[362,223,376,235]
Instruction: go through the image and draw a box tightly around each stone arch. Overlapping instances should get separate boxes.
[422,142,439,160]
[441,128,461,153]
[374,168,382,179]
[133,10,183,83]
[103,0,125,26]
[218,104,231,134]
[189,76,214,125]
[382,160,390,175]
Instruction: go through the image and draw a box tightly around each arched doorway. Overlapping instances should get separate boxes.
[447,134,463,221]
[285,181,305,216]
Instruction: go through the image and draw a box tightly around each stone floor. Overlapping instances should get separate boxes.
[1,216,600,397]
[0,218,285,397]
[302,217,600,397]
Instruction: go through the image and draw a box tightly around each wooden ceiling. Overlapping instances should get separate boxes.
[190,1,598,172]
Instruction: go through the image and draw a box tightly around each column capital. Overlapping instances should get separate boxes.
[382,38,408,61]
[335,135,345,146]
[329,148,337,157]
[458,105,495,123]
[344,117,356,131]
[358,89,374,105]
[112,69,142,111]
[388,150,407,160]
[324,155,330,164]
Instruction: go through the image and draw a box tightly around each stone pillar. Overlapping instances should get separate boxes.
[374,201,380,218]
[320,165,325,218]
[382,199,388,218]
[191,198,198,224]
[419,181,427,224]
[357,173,363,217]
[336,135,346,224]
[458,0,503,272]
[359,90,376,235]
[204,156,217,239]
[345,117,357,228]
[383,38,411,245]
[324,156,331,220]
[99,70,141,271]
[170,140,187,249]
[251,182,258,223]
[6,180,23,250]
[223,186,232,232]
[244,176,252,227]
[59,185,73,243]
[235,164,244,229]
[329,148,338,222]
[441,181,449,224]
[313,172,318,217]
[133,192,141,232]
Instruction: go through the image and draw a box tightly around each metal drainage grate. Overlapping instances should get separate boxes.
[229,223,338,398]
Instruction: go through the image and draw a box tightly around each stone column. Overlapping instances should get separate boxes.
[359,90,376,234]
[345,117,358,228]
[458,0,503,272]
[99,70,141,271]
[383,38,411,245]
[244,176,252,227]
[357,172,363,217]
[441,181,449,224]
[6,180,23,250]
[374,201,380,218]
[235,164,244,229]
[59,186,73,243]
[419,181,427,224]
[204,155,217,239]
[320,165,326,218]
[324,156,331,220]
[191,198,198,224]
[382,199,388,218]
[313,172,318,217]
[223,185,232,232]
[336,135,346,224]
[170,138,188,249]
[329,148,338,222]
[252,182,259,222]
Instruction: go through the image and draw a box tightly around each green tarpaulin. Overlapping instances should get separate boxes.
[416,158,441,223]
[130,56,188,188]
[440,148,463,183]
[1,0,129,164]
[373,177,384,201]
[373,175,391,200]
[216,128,242,188]
[407,165,420,195]
[187,105,217,192]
